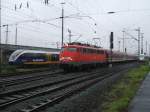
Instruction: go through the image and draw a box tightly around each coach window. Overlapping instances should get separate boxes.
[37,53,46,59]
[88,49,90,53]
[99,50,101,54]
[92,50,94,54]
[89,49,92,53]
[21,53,32,59]
[96,50,99,54]
[92,49,95,54]
[86,49,88,53]
[100,50,104,54]
[91,49,93,53]
[51,54,59,61]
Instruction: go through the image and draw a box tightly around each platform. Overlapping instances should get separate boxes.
[129,72,150,112]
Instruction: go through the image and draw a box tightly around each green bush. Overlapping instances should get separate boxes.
[1,64,17,74]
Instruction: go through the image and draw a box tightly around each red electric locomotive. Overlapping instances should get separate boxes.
[60,42,137,70]
[60,42,108,70]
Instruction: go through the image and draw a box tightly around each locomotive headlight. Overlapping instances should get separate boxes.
[67,57,73,60]
[60,57,73,61]
[60,57,65,61]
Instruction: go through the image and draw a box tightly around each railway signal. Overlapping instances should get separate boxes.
[110,32,114,49]
[109,32,114,67]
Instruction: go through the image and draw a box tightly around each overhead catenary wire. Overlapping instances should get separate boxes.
[2,5,37,19]
[3,0,98,35]
[64,0,102,40]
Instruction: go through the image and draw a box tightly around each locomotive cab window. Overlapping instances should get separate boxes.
[61,47,77,52]
[67,48,77,52]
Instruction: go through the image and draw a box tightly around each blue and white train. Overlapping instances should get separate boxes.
[9,50,59,65]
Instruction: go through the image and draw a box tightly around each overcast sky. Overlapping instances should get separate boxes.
[1,0,150,54]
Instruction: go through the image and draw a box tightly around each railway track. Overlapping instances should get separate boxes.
[0,68,111,107]
[0,67,57,77]
[0,63,138,112]
[0,70,63,87]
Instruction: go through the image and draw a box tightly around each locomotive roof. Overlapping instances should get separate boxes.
[63,44,104,50]
[63,44,136,56]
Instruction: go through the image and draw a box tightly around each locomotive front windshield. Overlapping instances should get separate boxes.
[61,47,77,52]
[9,50,24,61]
